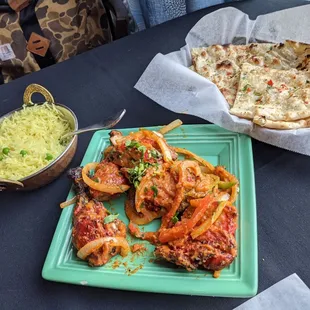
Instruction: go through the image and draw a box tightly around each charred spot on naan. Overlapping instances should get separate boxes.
[216,60,233,70]
[236,54,247,63]
[285,40,310,55]
[271,58,281,66]
[250,55,265,66]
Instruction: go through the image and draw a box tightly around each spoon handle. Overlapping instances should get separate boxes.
[61,109,126,140]
[63,125,110,137]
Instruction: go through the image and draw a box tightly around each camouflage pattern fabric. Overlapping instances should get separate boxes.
[36,0,112,62]
[0,0,112,83]
[0,12,40,83]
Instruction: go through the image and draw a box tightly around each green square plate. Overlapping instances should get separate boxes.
[42,124,258,297]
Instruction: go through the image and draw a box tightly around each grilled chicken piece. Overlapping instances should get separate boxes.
[72,195,126,266]
[154,204,237,271]
[134,164,176,212]
[105,130,177,168]
[68,161,128,202]
[68,167,127,267]
[125,187,166,225]
[89,160,128,201]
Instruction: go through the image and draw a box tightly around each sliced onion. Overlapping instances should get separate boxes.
[141,130,172,162]
[190,192,230,208]
[126,199,164,225]
[110,135,125,146]
[218,192,230,202]
[134,165,163,212]
[152,131,163,138]
[191,201,228,239]
[77,237,130,260]
[82,163,130,194]
[161,183,184,228]
[162,160,201,227]
[172,147,215,173]
[179,160,202,188]
[158,119,183,135]
[127,182,165,225]
[214,166,238,203]
[60,196,77,209]
[135,168,152,213]
[230,185,238,204]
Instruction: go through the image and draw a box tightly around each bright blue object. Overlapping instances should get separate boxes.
[126,0,242,31]
[187,0,232,12]
[140,0,187,28]
[125,0,147,31]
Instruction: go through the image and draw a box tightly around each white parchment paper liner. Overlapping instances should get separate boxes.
[234,274,310,310]
[135,5,310,156]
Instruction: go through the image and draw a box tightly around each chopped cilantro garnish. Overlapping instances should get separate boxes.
[127,160,153,188]
[144,187,148,193]
[137,145,146,153]
[125,140,146,154]
[125,140,140,148]
[171,213,179,224]
[242,84,251,92]
[151,185,158,198]
[104,214,119,224]
[150,149,161,159]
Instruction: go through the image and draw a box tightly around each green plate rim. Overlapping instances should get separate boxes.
[42,124,258,297]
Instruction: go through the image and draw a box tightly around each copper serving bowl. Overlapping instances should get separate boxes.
[0,84,78,191]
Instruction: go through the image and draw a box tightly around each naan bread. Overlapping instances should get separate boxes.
[253,116,310,130]
[228,62,262,119]
[191,44,248,105]
[230,63,310,121]
[230,63,310,124]
[191,41,310,106]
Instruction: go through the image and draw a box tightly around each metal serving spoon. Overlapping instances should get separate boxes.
[60,109,126,141]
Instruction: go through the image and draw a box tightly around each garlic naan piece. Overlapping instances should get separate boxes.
[230,63,310,128]
[191,40,310,108]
